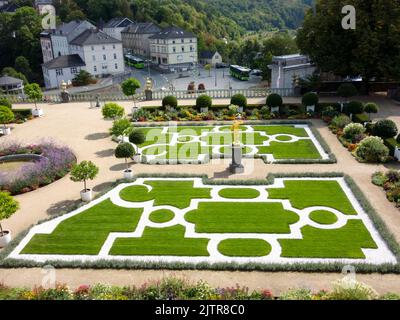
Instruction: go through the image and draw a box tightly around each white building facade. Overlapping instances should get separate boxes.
[269,54,316,89]
[42,54,85,89]
[149,26,197,72]
[50,20,95,58]
[69,29,124,77]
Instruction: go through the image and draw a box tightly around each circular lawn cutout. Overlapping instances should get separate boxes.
[309,210,338,225]
[149,209,175,223]
[218,188,260,199]
[275,135,293,142]
[218,239,271,257]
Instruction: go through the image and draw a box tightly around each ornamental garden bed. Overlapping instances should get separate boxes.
[128,123,333,164]
[5,174,398,271]
[372,171,400,209]
[0,141,76,195]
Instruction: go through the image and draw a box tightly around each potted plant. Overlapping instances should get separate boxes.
[110,118,132,143]
[266,93,283,114]
[115,142,135,179]
[24,83,44,117]
[302,92,319,113]
[0,105,14,135]
[337,83,358,111]
[196,94,212,113]
[121,77,141,113]
[0,192,19,247]
[70,160,99,202]
[129,129,146,162]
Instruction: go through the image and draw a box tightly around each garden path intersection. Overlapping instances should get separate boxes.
[9,178,395,265]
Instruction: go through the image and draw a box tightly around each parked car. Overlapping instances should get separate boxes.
[251,69,263,76]
[216,62,229,68]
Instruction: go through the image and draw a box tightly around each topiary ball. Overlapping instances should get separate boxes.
[129,129,146,145]
[230,94,247,108]
[337,83,358,98]
[373,119,398,139]
[196,94,212,110]
[302,92,319,106]
[266,93,283,108]
[346,101,364,115]
[162,95,178,109]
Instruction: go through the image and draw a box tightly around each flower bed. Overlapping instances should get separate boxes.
[0,278,396,300]
[132,104,325,122]
[372,170,400,208]
[0,141,76,195]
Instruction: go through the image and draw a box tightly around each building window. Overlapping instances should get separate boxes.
[56,69,63,76]
[103,54,106,61]
[181,39,184,43]
[190,46,193,52]
[173,47,176,53]
[113,44,115,49]
[94,65,97,72]
[102,45,105,50]
[162,58,167,64]
[92,55,96,61]
[91,46,94,51]
[113,53,117,59]
[181,46,184,52]
[172,40,175,44]
[190,39,193,43]
[102,64,108,70]
[115,63,118,70]
[70,67,78,74]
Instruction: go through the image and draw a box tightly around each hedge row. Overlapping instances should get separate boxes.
[1,173,398,273]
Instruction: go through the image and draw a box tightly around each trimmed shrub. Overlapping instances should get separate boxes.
[328,279,378,300]
[0,105,14,127]
[346,101,364,115]
[337,83,358,98]
[102,103,124,119]
[266,93,283,108]
[230,94,247,108]
[331,115,351,129]
[110,118,132,137]
[162,96,178,109]
[356,136,389,163]
[302,92,319,106]
[372,119,398,139]
[371,172,388,186]
[364,102,379,119]
[129,129,146,146]
[0,97,12,109]
[196,95,212,110]
[343,123,366,139]
[115,142,135,170]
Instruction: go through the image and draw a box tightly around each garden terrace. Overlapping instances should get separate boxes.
[132,124,331,164]
[8,177,396,268]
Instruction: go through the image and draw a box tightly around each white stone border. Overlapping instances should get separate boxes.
[138,125,330,163]
[8,178,397,265]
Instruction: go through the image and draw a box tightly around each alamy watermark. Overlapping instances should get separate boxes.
[342,5,356,30]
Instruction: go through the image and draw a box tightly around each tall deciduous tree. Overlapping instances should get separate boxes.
[297,0,400,93]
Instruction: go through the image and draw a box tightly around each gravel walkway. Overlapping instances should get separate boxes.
[1,96,399,293]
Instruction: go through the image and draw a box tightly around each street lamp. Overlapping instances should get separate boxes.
[214,65,217,87]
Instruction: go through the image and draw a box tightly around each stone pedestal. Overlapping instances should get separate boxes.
[61,91,70,103]
[229,143,244,174]
[145,89,153,101]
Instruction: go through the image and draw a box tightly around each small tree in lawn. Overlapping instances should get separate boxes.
[110,118,132,141]
[0,192,19,239]
[115,142,135,171]
[0,105,14,132]
[70,161,99,192]
[24,83,43,111]
[205,64,212,77]
[121,78,141,109]
[364,102,379,121]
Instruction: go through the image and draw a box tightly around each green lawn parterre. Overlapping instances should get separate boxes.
[135,125,323,162]
[15,178,389,263]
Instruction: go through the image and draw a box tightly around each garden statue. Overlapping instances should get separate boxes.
[229,114,244,174]
[231,115,244,145]
[145,77,153,101]
[60,80,70,103]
